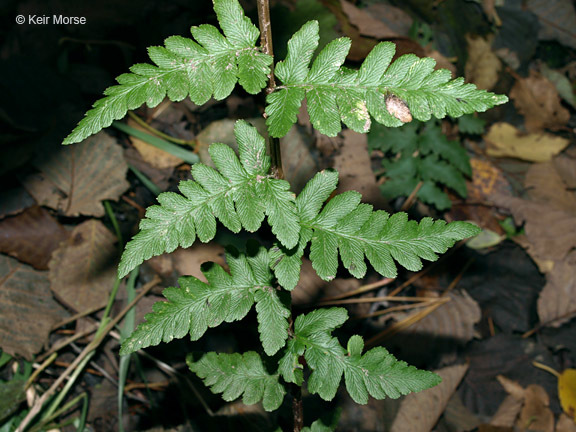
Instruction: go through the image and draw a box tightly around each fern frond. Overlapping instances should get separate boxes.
[266,21,508,138]
[118,120,299,278]
[279,308,441,402]
[271,170,481,287]
[120,244,290,356]
[187,351,285,412]
[63,0,272,144]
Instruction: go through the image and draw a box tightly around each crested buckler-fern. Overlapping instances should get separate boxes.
[65,0,507,429]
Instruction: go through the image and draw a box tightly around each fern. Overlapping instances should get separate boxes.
[62,0,508,427]
[266,21,508,138]
[270,169,480,289]
[120,243,290,357]
[118,120,299,278]
[369,120,472,210]
[187,351,286,412]
[63,0,272,145]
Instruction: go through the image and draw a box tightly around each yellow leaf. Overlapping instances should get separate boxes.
[559,369,576,421]
[485,122,569,162]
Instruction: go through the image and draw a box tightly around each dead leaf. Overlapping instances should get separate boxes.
[559,369,576,420]
[0,255,68,360]
[465,34,502,91]
[340,0,399,39]
[336,130,389,208]
[491,159,576,327]
[49,219,118,311]
[491,395,524,427]
[360,3,413,37]
[556,413,576,432]
[526,0,576,51]
[0,187,35,219]
[127,118,184,169]
[0,206,69,269]
[22,132,130,217]
[537,252,576,326]
[485,123,569,162]
[509,71,570,132]
[390,364,469,432]
[517,385,554,432]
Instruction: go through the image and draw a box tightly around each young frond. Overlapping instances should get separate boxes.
[120,244,290,356]
[63,0,272,144]
[266,21,508,138]
[118,120,299,278]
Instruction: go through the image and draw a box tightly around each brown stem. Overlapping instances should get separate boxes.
[256,0,283,179]
[291,383,304,432]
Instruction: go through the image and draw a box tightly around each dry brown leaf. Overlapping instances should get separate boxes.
[127,118,184,169]
[335,130,389,208]
[526,0,576,51]
[22,132,130,217]
[537,252,576,326]
[0,206,69,270]
[497,375,527,401]
[390,364,469,432]
[172,243,226,282]
[517,385,554,432]
[491,395,524,427]
[387,291,481,344]
[465,34,502,91]
[556,413,576,432]
[340,0,399,39]
[0,255,68,360]
[485,123,569,162]
[492,159,576,326]
[509,70,570,132]
[49,219,118,311]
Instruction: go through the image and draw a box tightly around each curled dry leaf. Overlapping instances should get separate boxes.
[0,255,68,360]
[22,132,130,217]
[0,206,69,270]
[465,34,502,91]
[509,70,570,132]
[485,123,569,162]
[49,219,118,311]
[390,364,469,432]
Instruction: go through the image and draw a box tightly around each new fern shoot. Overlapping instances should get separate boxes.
[64,0,507,429]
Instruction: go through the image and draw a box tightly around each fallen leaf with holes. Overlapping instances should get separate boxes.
[509,70,570,132]
[0,255,68,360]
[465,34,502,91]
[22,132,130,217]
[390,364,469,432]
[0,206,69,269]
[559,369,576,420]
[49,220,118,312]
[127,117,184,169]
[485,123,569,162]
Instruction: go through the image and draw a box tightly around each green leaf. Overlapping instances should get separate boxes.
[266,22,507,137]
[120,244,290,356]
[281,308,441,403]
[274,170,481,282]
[187,351,285,412]
[64,0,272,144]
[118,120,299,278]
